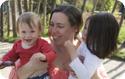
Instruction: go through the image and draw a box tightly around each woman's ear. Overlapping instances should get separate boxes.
[75,27,78,33]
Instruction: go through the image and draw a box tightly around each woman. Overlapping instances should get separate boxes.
[48,5,83,79]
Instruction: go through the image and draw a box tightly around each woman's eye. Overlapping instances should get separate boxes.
[31,30,35,33]
[49,23,54,27]
[58,25,64,28]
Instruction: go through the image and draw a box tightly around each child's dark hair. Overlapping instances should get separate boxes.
[50,5,83,39]
[86,13,120,59]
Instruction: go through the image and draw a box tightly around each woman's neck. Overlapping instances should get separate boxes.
[53,44,66,54]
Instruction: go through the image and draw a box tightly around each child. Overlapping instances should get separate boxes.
[65,13,120,79]
[0,12,56,79]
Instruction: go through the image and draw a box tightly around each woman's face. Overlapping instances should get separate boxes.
[49,12,76,46]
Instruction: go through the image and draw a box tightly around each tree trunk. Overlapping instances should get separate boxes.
[7,0,11,37]
[81,0,87,12]
[43,0,47,34]
[92,0,98,13]
[17,0,22,15]
[11,0,17,37]
[0,4,4,40]
[119,11,124,27]
[29,0,32,11]
[52,0,56,10]
[112,0,117,13]
[37,0,42,14]
[24,0,28,12]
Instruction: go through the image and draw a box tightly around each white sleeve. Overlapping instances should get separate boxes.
[69,57,91,79]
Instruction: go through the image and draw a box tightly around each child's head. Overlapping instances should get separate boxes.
[16,12,42,46]
[84,13,120,59]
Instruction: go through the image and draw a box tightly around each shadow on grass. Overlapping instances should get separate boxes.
[109,55,125,62]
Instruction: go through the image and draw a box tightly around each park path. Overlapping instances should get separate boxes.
[0,39,125,79]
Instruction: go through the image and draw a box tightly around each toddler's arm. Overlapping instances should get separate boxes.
[0,60,14,69]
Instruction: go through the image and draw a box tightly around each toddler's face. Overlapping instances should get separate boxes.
[18,23,40,47]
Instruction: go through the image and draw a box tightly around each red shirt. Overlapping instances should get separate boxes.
[2,38,56,67]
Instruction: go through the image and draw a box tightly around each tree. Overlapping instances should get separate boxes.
[29,0,32,11]
[0,4,4,40]
[92,0,98,13]
[11,0,17,37]
[17,0,22,15]
[43,0,47,34]
[24,0,28,12]
[81,0,87,12]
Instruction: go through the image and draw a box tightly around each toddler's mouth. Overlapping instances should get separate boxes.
[25,39,32,42]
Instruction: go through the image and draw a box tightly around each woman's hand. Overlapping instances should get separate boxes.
[30,52,47,62]
[17,53,48,79]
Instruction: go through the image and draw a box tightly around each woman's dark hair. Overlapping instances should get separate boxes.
[50,5,83,39]
[86,13,120,59]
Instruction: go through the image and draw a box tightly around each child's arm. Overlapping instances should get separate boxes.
[0,60,14,69]
[40,40,56,64]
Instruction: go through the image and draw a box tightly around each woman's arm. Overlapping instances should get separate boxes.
[17,53,48,79]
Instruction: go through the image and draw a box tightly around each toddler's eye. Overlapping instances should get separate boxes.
[22,31,26,33]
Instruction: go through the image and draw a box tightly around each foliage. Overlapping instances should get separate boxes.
[118,24,125,44]
[85,1,93,12]
[4,36,18,43]
[96,0,114,11]
[104,0,114,11]
[114,50,125,60]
